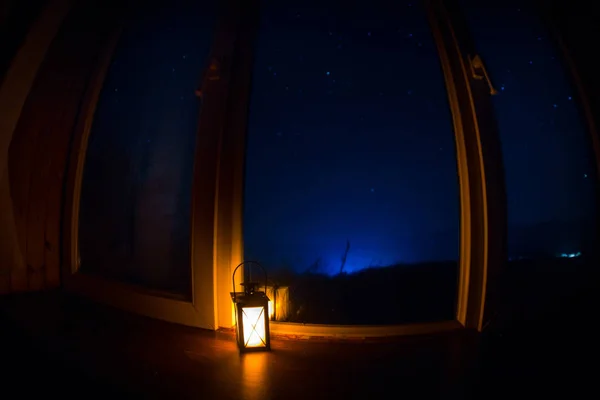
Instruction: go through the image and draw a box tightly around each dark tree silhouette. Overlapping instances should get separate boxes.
[339,239,350,275]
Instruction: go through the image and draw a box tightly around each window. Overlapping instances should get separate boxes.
[459,0,598,325]
[78,0,216,298]
[461,0,598,262]
[243,1,460,324]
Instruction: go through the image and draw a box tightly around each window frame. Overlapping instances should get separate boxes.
[219,0,503,335]
[62,0,241,330]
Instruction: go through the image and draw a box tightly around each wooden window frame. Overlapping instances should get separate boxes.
[62,0,242,330]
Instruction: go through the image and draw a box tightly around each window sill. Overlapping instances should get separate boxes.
[269,319,463,338]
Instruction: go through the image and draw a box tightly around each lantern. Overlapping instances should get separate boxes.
[231,261,271,352]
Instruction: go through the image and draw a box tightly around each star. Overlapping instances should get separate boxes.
[584,174,588,178]
[568,96,572,100]
[326,71,330,76]
[500,85,505,91]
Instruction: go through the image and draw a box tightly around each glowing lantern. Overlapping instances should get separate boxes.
[231,261,271,352]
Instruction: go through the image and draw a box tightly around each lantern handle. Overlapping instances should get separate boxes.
[232,260,268,302]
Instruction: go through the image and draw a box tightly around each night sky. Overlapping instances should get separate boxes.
[244,0,598,275]
[244,0,460,275]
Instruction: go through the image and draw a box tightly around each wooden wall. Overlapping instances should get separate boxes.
[0,0,71,294]
[2,0,120,293]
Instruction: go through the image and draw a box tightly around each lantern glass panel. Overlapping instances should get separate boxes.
[242,306,267,348]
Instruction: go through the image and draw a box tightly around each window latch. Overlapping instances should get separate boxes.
[195,57,222,98]
[468,54,498,96]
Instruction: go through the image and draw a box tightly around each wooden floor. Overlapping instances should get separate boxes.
[0,290,595,399]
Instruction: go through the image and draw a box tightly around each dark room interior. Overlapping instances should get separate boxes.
[1,0,599,398]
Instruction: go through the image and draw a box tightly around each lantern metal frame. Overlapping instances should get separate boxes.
[231,261,271,352]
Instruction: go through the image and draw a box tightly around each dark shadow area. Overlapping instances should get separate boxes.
[0,291,477,398]
[489,257,597,333]
[0,0,48,82]
[0,295,142,396]
[1,289,597,398]
[478,257,598,398]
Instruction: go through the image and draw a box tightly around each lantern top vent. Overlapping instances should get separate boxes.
[231,261,270,303]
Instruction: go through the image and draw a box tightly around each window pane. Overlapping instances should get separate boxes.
[244,1,460,324]
[461,0,598,262]
[78,0,216,298]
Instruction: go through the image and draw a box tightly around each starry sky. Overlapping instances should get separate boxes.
[243,0,598,274]
[244,0,460,274]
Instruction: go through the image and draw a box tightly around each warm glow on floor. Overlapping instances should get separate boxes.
[242,307,266,348]
[241,352,270,400]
